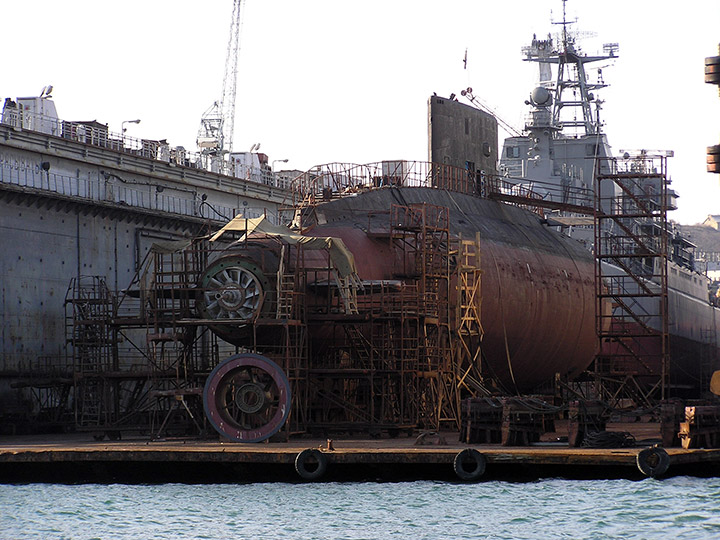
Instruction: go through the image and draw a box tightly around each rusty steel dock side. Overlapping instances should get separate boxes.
[2,435,720,483]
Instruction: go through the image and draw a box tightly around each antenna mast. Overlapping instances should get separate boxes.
[523,0,617,136]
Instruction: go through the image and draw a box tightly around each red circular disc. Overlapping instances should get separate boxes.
[203,353,291,442]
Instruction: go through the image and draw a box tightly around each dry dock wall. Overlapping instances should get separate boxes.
[0,124,286,413]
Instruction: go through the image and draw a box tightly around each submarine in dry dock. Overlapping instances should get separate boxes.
[197,170,602,442]
[203,180,598,392]
[193,25,720,441]
[304,185,598,392]
[195,148,719,443]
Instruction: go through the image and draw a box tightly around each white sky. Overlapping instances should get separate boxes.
[2,0,719,224]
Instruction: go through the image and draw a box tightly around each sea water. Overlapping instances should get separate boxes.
[1,477,720,539]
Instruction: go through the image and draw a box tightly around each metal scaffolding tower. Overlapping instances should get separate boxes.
[387,203,456,429]
[65,276,118,430]
[453,233,488,404]
[593,152,670,407]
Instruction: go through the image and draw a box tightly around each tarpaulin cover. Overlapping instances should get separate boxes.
[149,238,193,254]
[209,216,357,278]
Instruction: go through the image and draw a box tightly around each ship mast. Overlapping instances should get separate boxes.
[522,0,618,136]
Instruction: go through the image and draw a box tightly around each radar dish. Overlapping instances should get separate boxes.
[530,87,552,107]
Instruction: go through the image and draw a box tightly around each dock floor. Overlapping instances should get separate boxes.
[2,422,720,483]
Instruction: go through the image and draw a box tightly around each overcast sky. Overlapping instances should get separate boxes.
[2,0,719,224]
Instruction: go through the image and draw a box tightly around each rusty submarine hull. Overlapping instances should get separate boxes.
[304,186,598,392]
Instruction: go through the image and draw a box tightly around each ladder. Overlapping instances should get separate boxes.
[333,272,362,315]
[276,273,296,318]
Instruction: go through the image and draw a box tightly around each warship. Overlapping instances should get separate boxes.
[493,15,720,399]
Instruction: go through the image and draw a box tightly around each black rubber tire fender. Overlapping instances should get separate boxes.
[295,449,328,481]
[453,448,487,481]
[636,447,670,478]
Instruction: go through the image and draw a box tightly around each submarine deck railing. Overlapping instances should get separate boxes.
[283,161,598,218]
[282,159,685,223]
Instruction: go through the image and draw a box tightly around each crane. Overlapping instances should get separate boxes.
[197,0,246,157]
[461,87,523,138]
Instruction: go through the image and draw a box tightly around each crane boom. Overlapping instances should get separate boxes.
[221,0,245,154]
[197,0,246,156]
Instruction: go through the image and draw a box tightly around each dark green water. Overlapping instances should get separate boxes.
[2,477,720,539]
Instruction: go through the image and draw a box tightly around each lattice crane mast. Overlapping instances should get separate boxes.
[197,0,246,157]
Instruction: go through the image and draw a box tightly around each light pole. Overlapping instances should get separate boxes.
[272,159,289,188]
[122,119,141,147]
[272,158,288,171]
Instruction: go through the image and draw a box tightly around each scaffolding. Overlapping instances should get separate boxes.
[144,235,311,440]
[65,276,119,430]
[246,240,309,438]
[297,203,477,434]
[390,203,453,430]
[144,239,214,438]
[593,153,670,407]
[56,195,493,440]
[62,233,312,438]
[453,233,489,406]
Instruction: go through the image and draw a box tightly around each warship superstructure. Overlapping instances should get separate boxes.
[493,10,720,399]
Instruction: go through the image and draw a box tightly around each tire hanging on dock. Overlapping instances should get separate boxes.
[453,449,487,481]
[635,447,670,478]
[295,449,328,480]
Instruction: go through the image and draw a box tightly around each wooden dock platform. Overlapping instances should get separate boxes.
[2,431,719,483]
